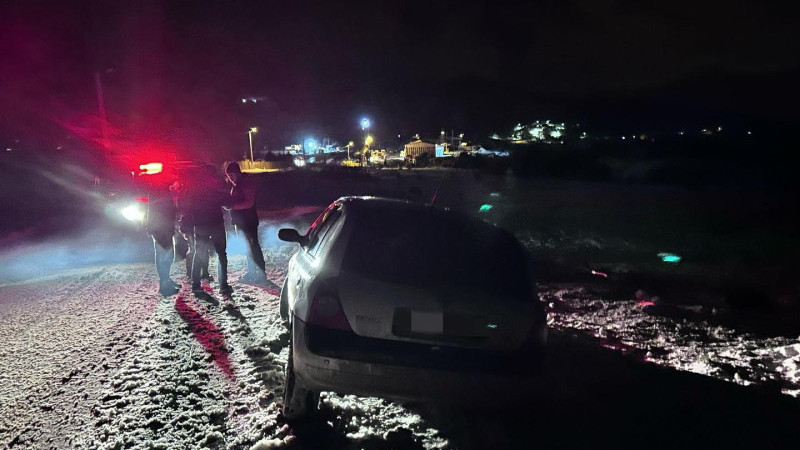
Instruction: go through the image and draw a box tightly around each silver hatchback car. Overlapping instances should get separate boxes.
[278,197,547,420]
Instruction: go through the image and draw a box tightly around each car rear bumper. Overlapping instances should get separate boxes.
[292,318,545,403]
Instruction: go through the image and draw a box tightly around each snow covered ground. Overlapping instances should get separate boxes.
[0,238,454,449]
[2,217,799,449]
[544,285,800,397]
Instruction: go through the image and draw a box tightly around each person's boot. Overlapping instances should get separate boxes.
[242,271,264,283]
[159,281,180,296]
[219,283,234,295]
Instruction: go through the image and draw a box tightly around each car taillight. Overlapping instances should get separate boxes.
[307,294,352,331]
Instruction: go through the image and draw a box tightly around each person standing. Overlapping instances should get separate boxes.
[172,177,211,282]
[186,164,232,295]
[224,161,271,285]
[146,179,180,296]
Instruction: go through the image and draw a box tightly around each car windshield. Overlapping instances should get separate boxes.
[342,204,530,298]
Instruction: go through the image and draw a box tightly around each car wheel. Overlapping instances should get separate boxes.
[279,278,289,325]
[283,325,319,421]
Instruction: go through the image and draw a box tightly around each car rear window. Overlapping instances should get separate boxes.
[342,205,531,298]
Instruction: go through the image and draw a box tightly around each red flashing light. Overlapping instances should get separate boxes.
[135,196,149,203]
[139,162,163,175]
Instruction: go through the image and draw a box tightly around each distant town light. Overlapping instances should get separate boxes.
[241,98,247,103]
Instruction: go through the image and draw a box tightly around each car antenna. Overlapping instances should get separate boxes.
[430,186,440,205]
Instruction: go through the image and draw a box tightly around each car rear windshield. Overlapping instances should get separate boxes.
[342,205,531,298]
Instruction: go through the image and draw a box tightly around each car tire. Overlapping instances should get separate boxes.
[283,325,319,421]
[279,278,289,325]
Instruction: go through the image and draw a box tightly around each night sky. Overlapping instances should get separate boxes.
[2,0,798,160]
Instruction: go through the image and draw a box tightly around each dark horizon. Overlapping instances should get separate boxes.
[2,0,798,160]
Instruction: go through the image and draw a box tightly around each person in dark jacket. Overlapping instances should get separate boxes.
[146,182,180,296]
[185,164,232,295]
[172,178,211,282]
[224,161,271,285]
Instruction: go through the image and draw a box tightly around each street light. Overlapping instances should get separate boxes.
[346,141,354,159]
[363,135,374,167]
[361,118,371,130]
[305,138,317,154]
[248,127,258,161]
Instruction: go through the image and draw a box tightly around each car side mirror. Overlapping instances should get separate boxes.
[278,228,309,247]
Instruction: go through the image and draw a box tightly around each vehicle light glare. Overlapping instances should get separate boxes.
[121,204,145,222]
[658,252,682,263]
[139,162,163,175]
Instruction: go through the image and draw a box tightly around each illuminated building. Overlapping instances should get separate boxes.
[403,139,436,158]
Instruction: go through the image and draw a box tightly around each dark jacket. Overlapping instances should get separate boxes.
[146,187,176,236]
[228,175,259,230]
[181,168,230,227]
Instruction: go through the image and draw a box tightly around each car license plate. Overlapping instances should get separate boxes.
[410,311,443,334]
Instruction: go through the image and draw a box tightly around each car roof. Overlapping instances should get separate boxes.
[336,196,513,239]
[337,196,450,218]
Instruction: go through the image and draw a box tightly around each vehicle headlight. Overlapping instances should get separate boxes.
[121,203,146,222]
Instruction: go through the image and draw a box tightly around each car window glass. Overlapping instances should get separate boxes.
[314,211,345,257]
[342,205,530,297]
[307,204,342,256]
[306,204,335,244]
